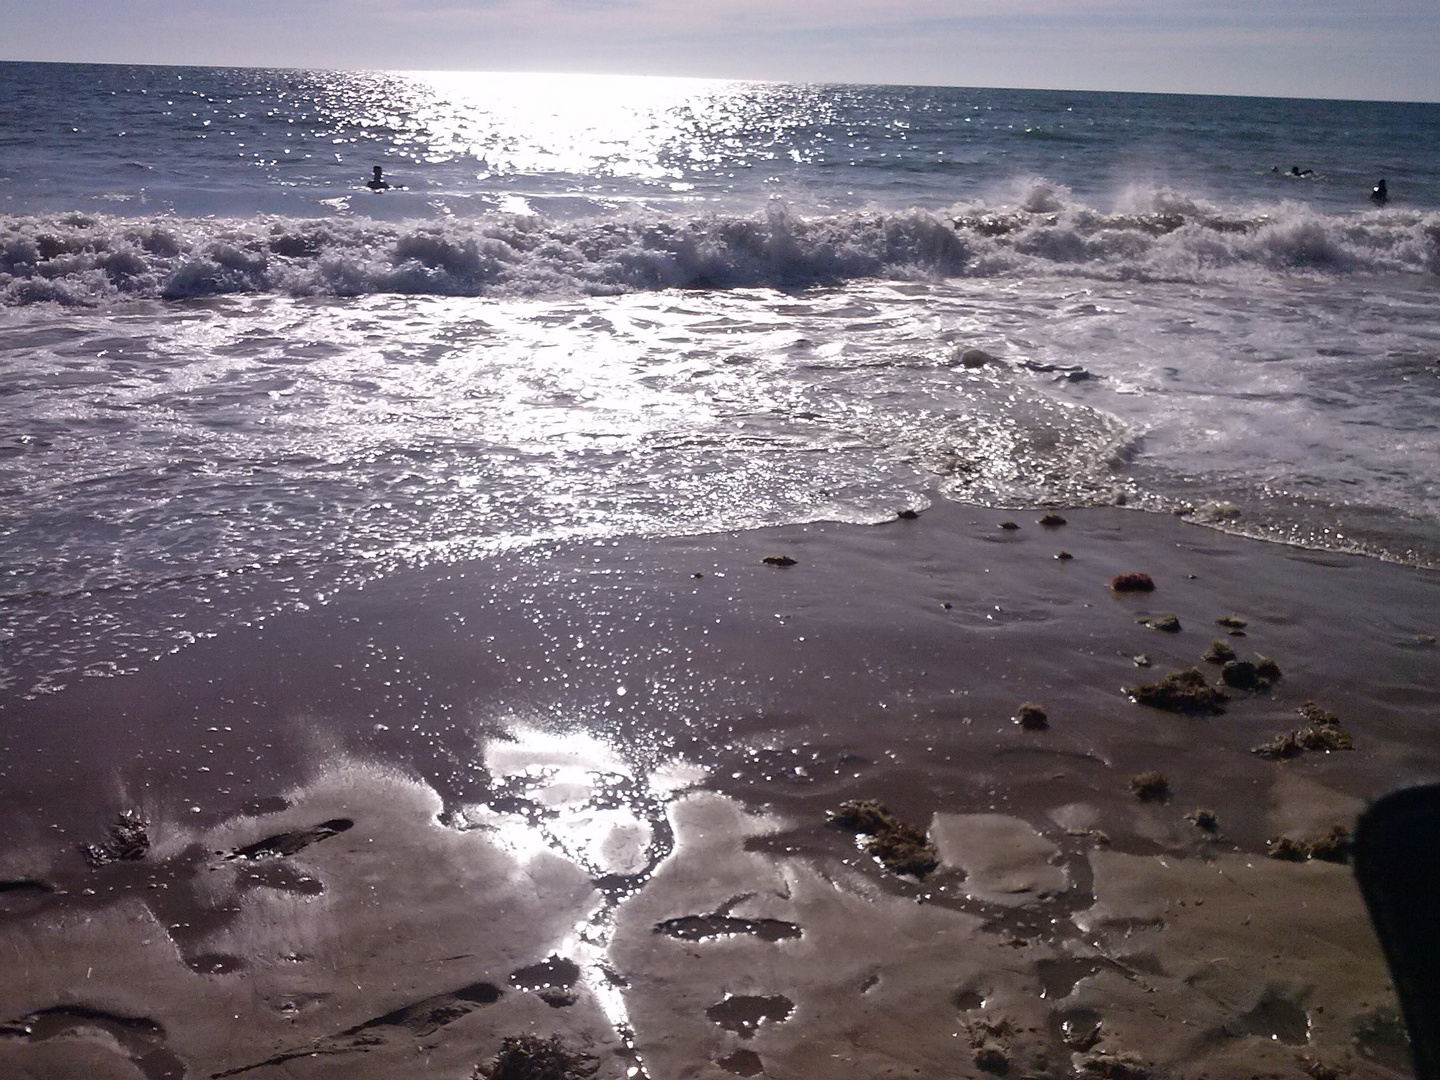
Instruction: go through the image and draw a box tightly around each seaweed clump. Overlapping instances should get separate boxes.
[1187,808,1219,832]
[1266,825,1352,864]
[1202,638,1237,664]
[1126,668,1227,714]
[474,1036,597,1080]
[1252,702,1353,759]
[1014,702,1049,731]
[1222,655,1282,690]
[1078,1051,1150,1080]
[81,810,150,868]
[828,799,939,879]
[967,1017,1015,1075]
[1129,771,1170,802]
[973,1044,1010,1074]
[1110,573,1155,593]
[762,555,796,567]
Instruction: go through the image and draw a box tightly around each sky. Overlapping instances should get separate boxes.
[2,0,1439,102]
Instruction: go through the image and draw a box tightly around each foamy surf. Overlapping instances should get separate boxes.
[3,191,1437,307]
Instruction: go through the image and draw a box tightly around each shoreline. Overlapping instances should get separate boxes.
[1,501,1437,1078]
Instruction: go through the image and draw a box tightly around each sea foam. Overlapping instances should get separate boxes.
[2,187,1437,307]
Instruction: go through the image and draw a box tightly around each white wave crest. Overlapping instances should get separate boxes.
[2,191,1437,306]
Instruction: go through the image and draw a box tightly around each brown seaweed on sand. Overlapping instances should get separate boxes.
[475,1035,597,1080]
[1187,808,1219,832]
[1126,668,1227,713]
[1252,702,1352,759]
[1266,825,1352,864]
[1110,572,1155,593]
[1129,771,1170,802]
[1202,638,1236,664]
[828,799,939,878]
[966,1017,1014,1075]
[80,810,150,868]
[1222,655,1282,690]
[1078,1051,1151,1080]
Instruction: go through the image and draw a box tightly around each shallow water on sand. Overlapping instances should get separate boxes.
[3,271,1437,693]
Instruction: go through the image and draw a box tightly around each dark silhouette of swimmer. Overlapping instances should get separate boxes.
[366,165,390,192]
[1289,165,1314,177]
[1371,178,1389,206]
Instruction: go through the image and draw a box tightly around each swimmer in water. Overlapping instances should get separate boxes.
[1290,165,1314,178]
[1371,178,1389,205]
[366,166,390,192]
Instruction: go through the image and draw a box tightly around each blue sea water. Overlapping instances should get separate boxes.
[1,61,1438,691]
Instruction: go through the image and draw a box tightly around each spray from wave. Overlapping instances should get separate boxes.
[2,182,1438,306]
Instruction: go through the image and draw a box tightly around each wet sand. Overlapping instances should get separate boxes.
[1,501,1438,1079]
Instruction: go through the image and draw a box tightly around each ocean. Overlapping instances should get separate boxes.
[2,61,1438,695]
[4,61,1440,1080]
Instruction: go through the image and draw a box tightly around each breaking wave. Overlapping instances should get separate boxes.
[3,183,1438,306]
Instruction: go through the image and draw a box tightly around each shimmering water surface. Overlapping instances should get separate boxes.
[2,63,1439,691]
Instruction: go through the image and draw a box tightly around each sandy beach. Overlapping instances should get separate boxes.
[1,499,1437,1079]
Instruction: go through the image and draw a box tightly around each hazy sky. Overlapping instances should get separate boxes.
[3,0,1438,102]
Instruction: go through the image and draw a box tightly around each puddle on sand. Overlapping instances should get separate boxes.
[954,988,986,1011]
[1231,991,1310,1046]
[1035,957,1104,1000]
[654,913,802,943]
[1354,1009,1411,1072]
[5,1007,188,1080]
[718,1048,765,1076]
[706,994,795,1039]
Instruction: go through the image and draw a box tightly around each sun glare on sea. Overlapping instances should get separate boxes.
[388,70,758,181]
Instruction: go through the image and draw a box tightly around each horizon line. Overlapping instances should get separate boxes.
[2,56,1438,108]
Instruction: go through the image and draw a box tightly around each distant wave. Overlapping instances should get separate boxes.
[3,183,1437,306]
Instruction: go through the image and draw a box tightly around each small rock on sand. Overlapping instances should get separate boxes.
[1014,702,1048,730]
[1137,614,1181,633]
[956,347,997,368]
[762,555,796,567]
[1039,513,1068,527]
